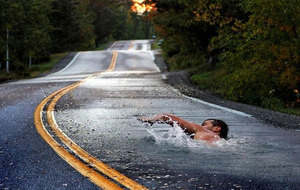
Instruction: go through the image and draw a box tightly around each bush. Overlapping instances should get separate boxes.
[212,0,300,108]
[0,71,13,83]
[190,72,214,90]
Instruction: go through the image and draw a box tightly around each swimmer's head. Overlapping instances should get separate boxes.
[203,119,228,139]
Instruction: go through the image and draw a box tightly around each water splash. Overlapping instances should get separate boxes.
[143,122,250,150]
[143,122,209,149]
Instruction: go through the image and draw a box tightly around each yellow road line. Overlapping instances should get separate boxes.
[34,51,147,189]
[46,81,147,189]
[128,41,134,50]
[34,87,122,190]
[108,51,118,71]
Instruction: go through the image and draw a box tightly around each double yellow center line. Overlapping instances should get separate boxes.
[108,51,118,71]
[34,51,147,189]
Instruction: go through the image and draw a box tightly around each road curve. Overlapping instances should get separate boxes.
[1,40,299,189]
[35,50,147,189]
[55,40,299,189]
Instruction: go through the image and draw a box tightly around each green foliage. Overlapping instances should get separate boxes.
[0,0,52,72]
[28,53,67,77]
[0,0,142,74]
[152,0,300,112]
[190,72,214,90]
[0,71,13,83]
[90,0,120,46]
[212,0,300,107]
[49,0,96,52]
[153,0,214,71]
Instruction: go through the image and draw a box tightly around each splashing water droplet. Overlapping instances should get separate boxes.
[143,122,249,149]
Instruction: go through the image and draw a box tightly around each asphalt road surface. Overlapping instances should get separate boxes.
[1,40,299,189]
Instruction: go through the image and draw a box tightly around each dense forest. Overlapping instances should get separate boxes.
[0,0,299,112]
[152,0,300,112]
[0,0,153,75]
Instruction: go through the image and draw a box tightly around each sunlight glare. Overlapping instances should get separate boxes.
[131,0,156,15]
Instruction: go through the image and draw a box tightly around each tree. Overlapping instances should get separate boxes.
[49,0,95,52]
[152,0,214,70]
[212,0,300,107]
[90,0,124,46]
[0,0,52,73]
[0,0,23,72]
[152,0,300,108]
[20,0,52,66]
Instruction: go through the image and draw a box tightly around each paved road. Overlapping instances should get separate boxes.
[1,40,300,189]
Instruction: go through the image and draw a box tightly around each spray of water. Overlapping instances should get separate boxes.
[143,122,248,149]
[144,123,224,149]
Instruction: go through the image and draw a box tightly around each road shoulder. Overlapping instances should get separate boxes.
[154,52,300,130]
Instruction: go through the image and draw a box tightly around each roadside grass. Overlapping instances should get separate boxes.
[94,42,111,51]
[28,53,67,78]
[151,41,161,50]
[274,107,300,115]
[0,71,14,83]
[190,70,300,116]
[190,72,214,90]
[29,40,113,77]
[94,36,115,51]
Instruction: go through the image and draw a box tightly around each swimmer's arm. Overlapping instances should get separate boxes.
[138,113,178,125]
[139,113,201,133]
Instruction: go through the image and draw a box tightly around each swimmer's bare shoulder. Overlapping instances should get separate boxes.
[189,123,221,143]
[193,130,221,143]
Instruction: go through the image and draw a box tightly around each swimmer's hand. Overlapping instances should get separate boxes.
[138,116,154,126]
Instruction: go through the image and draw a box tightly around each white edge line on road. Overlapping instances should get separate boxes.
[51,52,81,75]
[168,82,252,117]
[149,51,161,72]
[107,42,116,51]
[0,52,81,87]
[149,50,156,61]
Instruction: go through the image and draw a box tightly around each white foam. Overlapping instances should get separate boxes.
[143,121,249,149]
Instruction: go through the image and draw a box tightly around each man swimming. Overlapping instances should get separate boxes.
[138,113,228,143]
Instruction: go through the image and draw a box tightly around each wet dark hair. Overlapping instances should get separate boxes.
[205,119,229,139]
